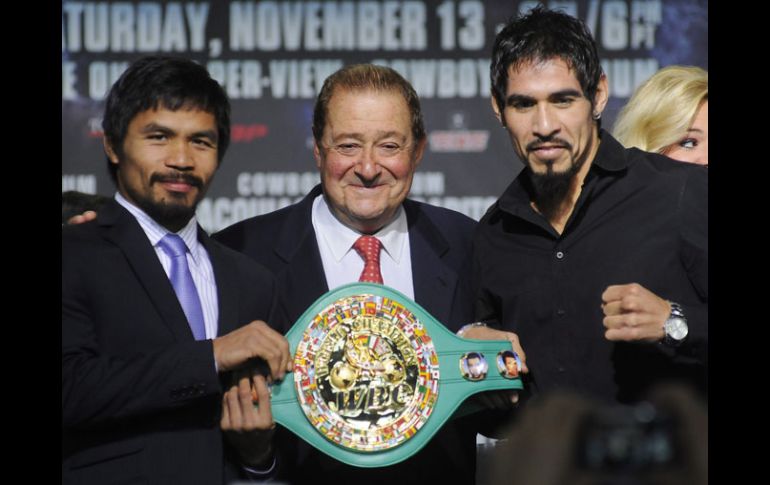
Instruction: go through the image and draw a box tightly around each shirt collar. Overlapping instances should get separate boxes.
[590,130,630,172]
[115,192,202,262]
[312,195,409,264]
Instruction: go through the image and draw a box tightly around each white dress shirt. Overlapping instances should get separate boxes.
[116,193,219,339]
[311,194,414,299]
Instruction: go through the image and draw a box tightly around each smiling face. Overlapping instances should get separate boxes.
[314,88,425,234]
[493,58,608,178]
[663,100,708,166]
[105,106,219,231]
[505,355,519,377]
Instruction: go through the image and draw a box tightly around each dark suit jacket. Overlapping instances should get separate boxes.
[62,200,275,485]
[214,185,479,484]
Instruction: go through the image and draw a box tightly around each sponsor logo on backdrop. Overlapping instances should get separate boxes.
[231,124,269,143]
[88,117,103,138]
[428,111,489,153]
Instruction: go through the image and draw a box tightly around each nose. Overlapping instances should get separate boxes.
[354,146,381,180]
[532,103,559,139]
[165,141,194,170]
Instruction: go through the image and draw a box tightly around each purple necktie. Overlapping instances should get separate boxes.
[158,234,206,340]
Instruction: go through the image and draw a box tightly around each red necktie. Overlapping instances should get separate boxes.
[353,235,383,284]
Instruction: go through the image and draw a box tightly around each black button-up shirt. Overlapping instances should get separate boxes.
[473,131,707,403]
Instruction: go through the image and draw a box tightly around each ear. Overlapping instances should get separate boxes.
[592,74,610,118]
[313,140,323,169]
[490,93,503,125]
[412,137,427,167]
[103,136,120,166]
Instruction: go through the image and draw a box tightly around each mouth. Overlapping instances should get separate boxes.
[158,180,194,193]
[529,144,568,159]
[347,182,387,192]
[152,174,203,194]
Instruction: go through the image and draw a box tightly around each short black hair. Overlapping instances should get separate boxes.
[490,6,604,120]
[102,56,230,184]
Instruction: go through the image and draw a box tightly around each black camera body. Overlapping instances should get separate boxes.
[576,401,681,473]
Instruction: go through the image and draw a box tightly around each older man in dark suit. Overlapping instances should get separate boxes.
[214,64,522,484]
[62,57,291,485]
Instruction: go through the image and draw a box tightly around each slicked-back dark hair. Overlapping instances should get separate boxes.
[312,64,425,144]
[490,6,604,120]
[102,56,230,184]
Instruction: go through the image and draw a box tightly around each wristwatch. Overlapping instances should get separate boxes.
[662,301,688,346]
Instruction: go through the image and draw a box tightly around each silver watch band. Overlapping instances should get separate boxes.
[662,301,688,346]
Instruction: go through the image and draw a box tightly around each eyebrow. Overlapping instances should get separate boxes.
[191,129,218,143]
[139,123,218,142]
[686,128,704,134]
[330,130,406,142]
[139,123,173,134]
[506,89,583,105]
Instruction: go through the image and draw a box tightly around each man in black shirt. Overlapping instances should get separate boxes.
[473,6,707,405]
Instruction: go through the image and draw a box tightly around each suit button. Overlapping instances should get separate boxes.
[555,251,565,260]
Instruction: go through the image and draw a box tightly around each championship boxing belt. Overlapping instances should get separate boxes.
[266,282,523,467]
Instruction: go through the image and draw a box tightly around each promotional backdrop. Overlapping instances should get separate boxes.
[62,0,708,232]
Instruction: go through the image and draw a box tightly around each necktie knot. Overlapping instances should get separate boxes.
[157,233,206,340]
[353,235,383,284]
[158,233,188,258]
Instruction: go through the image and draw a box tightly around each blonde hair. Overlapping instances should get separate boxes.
[612,66,708,154]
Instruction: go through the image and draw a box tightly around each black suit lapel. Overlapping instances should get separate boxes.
[279,234,329,327]
[99,201,195,342]
[199,230,240,337]
[273,187,329,329]
[405,201,458,325]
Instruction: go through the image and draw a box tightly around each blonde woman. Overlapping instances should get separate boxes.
[613,65,708,166]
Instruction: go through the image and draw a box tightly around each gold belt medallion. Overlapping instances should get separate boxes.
[293,294,439,452]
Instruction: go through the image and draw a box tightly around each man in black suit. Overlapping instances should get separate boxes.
[62,56,291,485]
[214,64,522,484]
